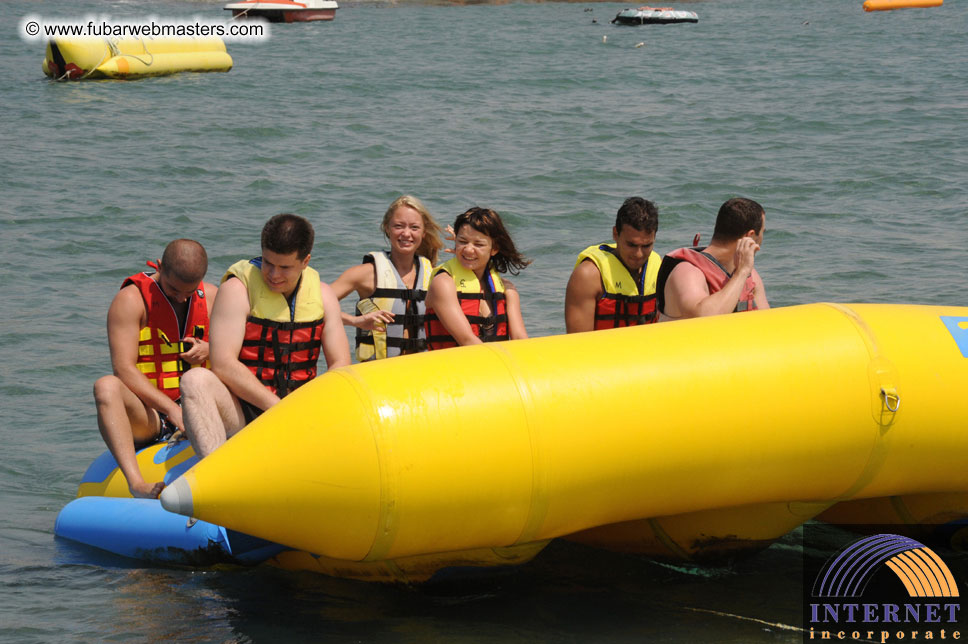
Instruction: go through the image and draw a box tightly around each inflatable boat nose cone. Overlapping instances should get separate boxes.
[160,477,194,517]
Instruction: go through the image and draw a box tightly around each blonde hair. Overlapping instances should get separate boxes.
[382,195,444,265]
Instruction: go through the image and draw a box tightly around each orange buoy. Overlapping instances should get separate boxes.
[863,0,942,11]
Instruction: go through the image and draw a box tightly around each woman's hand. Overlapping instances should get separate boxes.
[355,310,395,331]
[442,225,456,255]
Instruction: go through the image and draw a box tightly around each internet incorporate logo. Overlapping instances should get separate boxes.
[806,533,963,643]
[814,534,960,599]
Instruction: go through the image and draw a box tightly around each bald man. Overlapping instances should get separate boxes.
[92,239,217,498]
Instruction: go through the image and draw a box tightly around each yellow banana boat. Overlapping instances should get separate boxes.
[158,303,968,567]
[73,440,547,583]
[43,37,232,80]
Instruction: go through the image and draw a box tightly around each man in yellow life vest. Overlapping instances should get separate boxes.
[564,197,662,333]
[180,214,351,458]
[657,197,770,320]
[93,239,217,498]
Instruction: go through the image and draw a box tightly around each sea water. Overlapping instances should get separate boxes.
[0,0,965,641]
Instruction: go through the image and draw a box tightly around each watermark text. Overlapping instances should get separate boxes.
[20,14,269,43]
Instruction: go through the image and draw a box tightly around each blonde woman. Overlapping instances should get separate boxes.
[332,195,445,361]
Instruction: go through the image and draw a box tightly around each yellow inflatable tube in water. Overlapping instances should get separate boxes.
[43,36,232,80]
[863,0,942,11]
[160,303,968,562]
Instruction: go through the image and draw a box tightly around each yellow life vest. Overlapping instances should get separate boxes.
[223,258,326,397]
[576,243,661,329]
[425,258,508,350]
[356,252,433,362]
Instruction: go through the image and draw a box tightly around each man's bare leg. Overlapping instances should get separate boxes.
[180,368,246,459]
[94,375,165,499]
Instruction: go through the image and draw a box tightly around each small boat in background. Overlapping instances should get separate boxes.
[224,0,338,23]
[611,6,699,25]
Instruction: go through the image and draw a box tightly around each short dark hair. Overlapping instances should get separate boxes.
[261,214,314,259]
[453,207,531,276]
[615,197,659,235]
[160,239,207,284]
[711,198,764,243]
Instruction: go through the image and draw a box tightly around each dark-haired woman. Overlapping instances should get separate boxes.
[424,207,530,349]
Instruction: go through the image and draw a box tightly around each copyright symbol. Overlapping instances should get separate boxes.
[25,20,40,36]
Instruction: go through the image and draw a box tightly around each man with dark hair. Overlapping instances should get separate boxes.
[93,239,216,498]
[180,214,350,458]
[657,197,770,320]
[261,211,315,260]
[564,197,662,333]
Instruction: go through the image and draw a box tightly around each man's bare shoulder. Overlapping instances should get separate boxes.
[107,282,148,334]
[663,261,710,317]
[218,274,246,293]
[212,275,252,315]
[667,259,706,287]
[111,282,146,313]
[567,258,604,291]
[572,257,601,277]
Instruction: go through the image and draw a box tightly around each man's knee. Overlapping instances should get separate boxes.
[179,368,220,400]
[179,367,215,393]
[93,375,123,405]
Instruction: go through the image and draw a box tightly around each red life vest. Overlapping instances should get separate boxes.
[424,258,508,350]
[225,259,326,398]
[123,269,209,402]
[659,247,758,314]
[576,243,661,330]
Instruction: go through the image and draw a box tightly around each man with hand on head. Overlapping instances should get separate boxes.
[93,239,216,498]
[657,197,770,320]
[179,213,350,459]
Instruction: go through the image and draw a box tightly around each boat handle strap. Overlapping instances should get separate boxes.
[881,387,900,413]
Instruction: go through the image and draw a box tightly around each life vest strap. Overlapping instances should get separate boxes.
[370,286,427,302]
[464,313,509,325]
[594,312,656,321]
[449,292,506,302]
[392,312,426,327]
[241,338,321,353]
[239,355,318,369]
[246,316,323,331]
[249,371,312,397]
[386,336,427,351]
[603,293,656,304]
